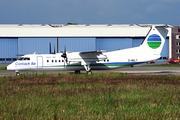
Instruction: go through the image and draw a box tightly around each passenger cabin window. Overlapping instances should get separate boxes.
[47,60,49,62]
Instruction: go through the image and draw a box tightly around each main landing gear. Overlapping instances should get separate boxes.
[74,70,92,74]
[74,64,93,74]
[84,64,92,74]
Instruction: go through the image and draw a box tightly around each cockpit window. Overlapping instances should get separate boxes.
[24,57,30,60]
[18,57,30,60]
[18,57,24,60]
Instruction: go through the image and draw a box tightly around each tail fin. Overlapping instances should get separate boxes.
[140,25,170,55]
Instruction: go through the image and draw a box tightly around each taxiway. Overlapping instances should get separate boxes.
[1,66,180,76]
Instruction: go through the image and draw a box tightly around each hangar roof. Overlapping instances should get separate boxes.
[0,24,171,37]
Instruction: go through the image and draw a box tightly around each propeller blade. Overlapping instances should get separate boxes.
[61,46,67,58]
[60,46,67,68]
[64,58,65,68]
[54,46,56,54]
[49,42,52,54]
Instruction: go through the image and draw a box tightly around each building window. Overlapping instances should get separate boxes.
[176,49,180,53]
[176,42,180,46]
[178,28,180,33]
[13,58,17,61]
[6,58,12,61]
[176,35,180,39]
[0,58,5,61]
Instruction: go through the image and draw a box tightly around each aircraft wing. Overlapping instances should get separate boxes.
[67,50,107,64]
[75,50,106,72]
[79,50,104,56]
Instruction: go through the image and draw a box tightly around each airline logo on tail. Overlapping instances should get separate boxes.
[147,34,161,49]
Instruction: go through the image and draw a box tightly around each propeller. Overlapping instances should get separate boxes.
[61,46,68,67]
[49,42,52,54]
[54,45,56,54]
[49,42,56,54]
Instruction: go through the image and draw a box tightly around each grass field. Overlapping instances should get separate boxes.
[0,66,6,70]
[0,73,180,119]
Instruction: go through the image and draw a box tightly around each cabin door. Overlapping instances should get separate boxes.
[37,56,43,69]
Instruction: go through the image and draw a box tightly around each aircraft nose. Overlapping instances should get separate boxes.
[7,65,11,70]
[7,64,14,70]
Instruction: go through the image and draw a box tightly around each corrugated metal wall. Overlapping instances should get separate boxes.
[18,37,57,54]
[158,38,169,62]
[96,38,132,51]
[0,38,18,63]
[161,38,169,57]
[132,38,144,47]
[58,37,96,52]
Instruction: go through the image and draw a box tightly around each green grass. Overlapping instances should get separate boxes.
[0,73,180,119]
[0,66,6,70]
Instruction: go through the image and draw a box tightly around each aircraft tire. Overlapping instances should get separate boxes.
[16,72,20,76]
[75,70,81,74]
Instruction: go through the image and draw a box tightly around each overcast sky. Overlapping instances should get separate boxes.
[0,0,179,25]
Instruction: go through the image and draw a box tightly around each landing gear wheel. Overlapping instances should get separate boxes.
[75,70,81,74]
[16,72,20,76]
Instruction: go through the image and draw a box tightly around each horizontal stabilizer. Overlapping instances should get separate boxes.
[137,24,173,28]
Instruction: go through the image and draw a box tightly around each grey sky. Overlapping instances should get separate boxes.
[0,0,179,25]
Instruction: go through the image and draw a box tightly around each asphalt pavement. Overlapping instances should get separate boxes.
[1,64,180,76]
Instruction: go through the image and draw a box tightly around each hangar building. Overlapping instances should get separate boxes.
[0,24,171,63]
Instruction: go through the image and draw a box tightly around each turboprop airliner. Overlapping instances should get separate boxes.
[7,25,171,75]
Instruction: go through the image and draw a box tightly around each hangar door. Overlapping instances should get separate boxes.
[159,38,169,62]
[132,37,144,47]
[18,38,57,54]
[0,38,18,63]
[58,37,96,52]
[96,38,132,52]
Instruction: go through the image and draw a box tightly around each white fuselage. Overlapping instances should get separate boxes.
[7,46,160,72]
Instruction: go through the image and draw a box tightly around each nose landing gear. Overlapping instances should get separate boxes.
[15,70,20,76]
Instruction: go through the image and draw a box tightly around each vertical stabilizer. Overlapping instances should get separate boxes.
[140,25,170,55]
